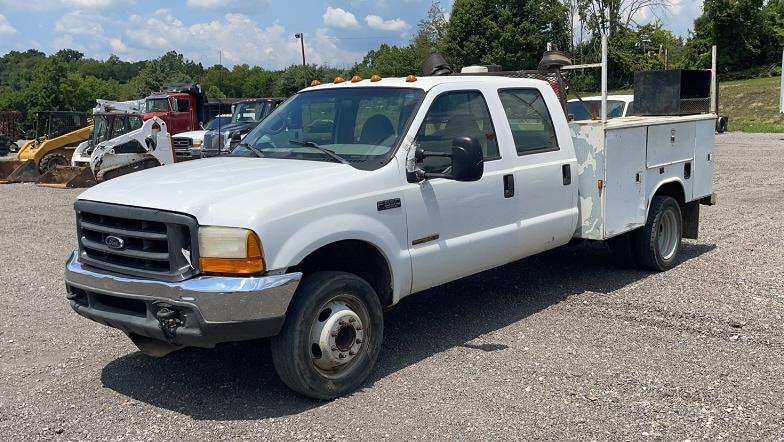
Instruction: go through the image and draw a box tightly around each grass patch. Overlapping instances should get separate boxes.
[719,76,784,133]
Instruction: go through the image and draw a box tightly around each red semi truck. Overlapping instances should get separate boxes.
[143,84,235,136]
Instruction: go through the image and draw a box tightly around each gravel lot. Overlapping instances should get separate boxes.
[1,132,782,440]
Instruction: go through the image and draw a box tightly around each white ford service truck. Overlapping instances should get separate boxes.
[64,75,716,399]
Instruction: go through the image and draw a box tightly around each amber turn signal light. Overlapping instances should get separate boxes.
[199,230,265,274]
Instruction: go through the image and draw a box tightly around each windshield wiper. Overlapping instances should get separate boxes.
[237,142,265,158]
[288,139,348,164]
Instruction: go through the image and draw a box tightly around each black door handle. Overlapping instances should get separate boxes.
[562,164,572,185]
[503,174,514,198]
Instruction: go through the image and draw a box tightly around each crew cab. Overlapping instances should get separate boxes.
[64,75,716,399]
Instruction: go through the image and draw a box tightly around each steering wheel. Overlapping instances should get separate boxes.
[266,115,286,134]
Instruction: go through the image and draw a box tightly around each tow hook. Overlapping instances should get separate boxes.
[153,302,183,341]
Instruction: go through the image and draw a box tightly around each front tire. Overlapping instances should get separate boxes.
[271,271,384,400]
[39,152,69,173]
[633,196,683,271]
[9,142,19,153]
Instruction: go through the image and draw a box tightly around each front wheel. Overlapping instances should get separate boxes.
[271,271,384,400]
[9,142,19,153]
[39,152,69,173]
[633,196,683,271]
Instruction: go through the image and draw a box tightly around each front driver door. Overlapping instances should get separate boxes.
[403,87,519,293]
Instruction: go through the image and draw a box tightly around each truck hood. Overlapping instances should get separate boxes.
[77,157,354,222]
[173,130,206,140]
[213,121,258,134]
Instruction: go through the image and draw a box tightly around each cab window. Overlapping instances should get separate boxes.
[498,89,559,155]
[415,91,499,173]
[176,99,190,113]
[111,117,125,137]
[128,116,142,130]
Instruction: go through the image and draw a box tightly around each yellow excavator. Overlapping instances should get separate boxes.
[0,112,91,184]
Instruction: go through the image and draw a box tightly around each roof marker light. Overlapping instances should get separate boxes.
[351,75,363,83]
[370,75,382,82]
[334,77,345,84]
[310,80,321,86]
[406,75,417,82]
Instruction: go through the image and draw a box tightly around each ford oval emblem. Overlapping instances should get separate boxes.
[105,235,125,250]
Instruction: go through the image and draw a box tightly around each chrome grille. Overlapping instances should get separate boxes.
[75,201,199,282]
[201,131,227,157]
[172,137,193,160]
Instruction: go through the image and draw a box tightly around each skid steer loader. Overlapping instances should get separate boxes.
[37,116,174,188]
[0,112,91,184]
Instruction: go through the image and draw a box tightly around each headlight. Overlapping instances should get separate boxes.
[198,226,265,274]
[192,140,202,147]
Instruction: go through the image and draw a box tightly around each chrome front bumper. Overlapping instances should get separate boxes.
[64,251,301,349]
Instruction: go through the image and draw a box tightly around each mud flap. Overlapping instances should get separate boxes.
[36,166,96,188]
[682,201,700,240]
[128,333,187,358]
[0,160,41,184]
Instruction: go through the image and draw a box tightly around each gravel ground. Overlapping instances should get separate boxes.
[0,132,782,440]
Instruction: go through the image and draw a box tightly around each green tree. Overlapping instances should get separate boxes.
[443,0,570,70]
[680,0,781,73]
[135,51,200,96]
[353,44,421,77]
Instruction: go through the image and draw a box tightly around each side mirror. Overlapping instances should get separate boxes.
[231,132,242,141]
[448,137,484,181]
[411,136,484,182]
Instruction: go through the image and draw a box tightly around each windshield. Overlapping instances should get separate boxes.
[567,100,626,121]
[145,98,169,113]
[233,88,423,170]
[205,115,231,130]
[232,102,270,123]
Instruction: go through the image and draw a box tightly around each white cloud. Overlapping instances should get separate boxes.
[365,15,410,32]
[0,0,119,10]
[0,14,17,34]
[185,0,269,13]
[323,7,360,29]
[62,0,115,6]
[55,10,105,35]
[109,38,128,53]
[119,11,361,68]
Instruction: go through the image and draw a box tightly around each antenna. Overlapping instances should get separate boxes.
[218,49,223,157]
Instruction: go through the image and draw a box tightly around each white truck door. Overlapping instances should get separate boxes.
[495,88,579,257]
[404,88,518,293]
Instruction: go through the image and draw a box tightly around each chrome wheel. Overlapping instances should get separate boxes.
[657,209,680,260]
[309,296,367,374]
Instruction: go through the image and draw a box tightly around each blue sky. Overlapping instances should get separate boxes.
[0,0,702,69]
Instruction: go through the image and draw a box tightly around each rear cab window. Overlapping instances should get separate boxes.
[498,89,559,156]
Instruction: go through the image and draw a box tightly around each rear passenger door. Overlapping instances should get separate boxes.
[496,88,578,257]
[404,87,519,292]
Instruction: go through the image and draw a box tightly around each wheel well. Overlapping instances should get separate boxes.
[653,181,685,206]
[288,240,393,307]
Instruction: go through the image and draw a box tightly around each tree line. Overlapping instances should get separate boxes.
[1,0,783,134]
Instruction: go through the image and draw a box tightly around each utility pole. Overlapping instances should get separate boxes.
[780,49,784,114]
[295,33,307,88]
